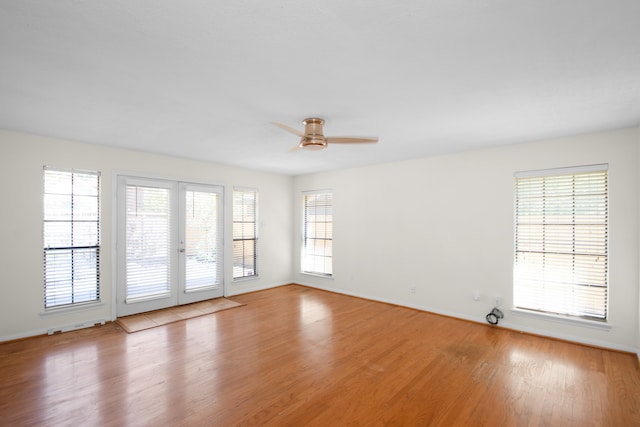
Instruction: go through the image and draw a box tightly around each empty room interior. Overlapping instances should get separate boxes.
[1,1,640,425]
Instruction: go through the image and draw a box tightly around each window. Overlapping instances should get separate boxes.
[302,191,333,276]
[233,188,258,279]
[124,182,171,300]
[514,165,608,321]
[43,167,100,309]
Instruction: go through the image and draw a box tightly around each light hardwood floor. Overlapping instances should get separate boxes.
[1,284,639,426]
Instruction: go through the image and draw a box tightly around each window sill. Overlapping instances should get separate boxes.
[233,275,260,283]
[510,308,612,331]
[300,272,333,279]
[40,301,104,317]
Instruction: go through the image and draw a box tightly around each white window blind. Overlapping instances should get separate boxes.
[43,168,100,308]
[514,165,608,321]
[184,188,222,290]
[302,191,333,276]
[125,185,171,301]
[233,189,258,279]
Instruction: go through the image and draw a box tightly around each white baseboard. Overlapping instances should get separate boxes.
[225,280,291,297]
[497,320,637,354]
[47,319,106,335]
[4,283,638,360]
[298,282,639,355]
[1,282,290,343]
[0,319,108,342]
[0,328,50,343]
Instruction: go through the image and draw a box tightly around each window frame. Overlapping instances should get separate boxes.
[301,190,333,277]
[232,187,258,280]
[513,164,608,323]
[43,167,101,310]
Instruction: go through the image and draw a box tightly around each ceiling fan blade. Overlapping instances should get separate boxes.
[272,122,305,137]
[288,144,302,152]
[326,136,378,144]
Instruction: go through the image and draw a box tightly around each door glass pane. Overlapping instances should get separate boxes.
[185,190,219,290]
[126,185,171,300]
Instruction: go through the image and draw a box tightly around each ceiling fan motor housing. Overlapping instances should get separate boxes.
[272,117,377,151]
[300,138,327,150]
[301,118,328,150]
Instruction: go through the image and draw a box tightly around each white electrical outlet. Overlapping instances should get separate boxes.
[473,291,481,301]
[410,286,416,294]
[494,296,503,307]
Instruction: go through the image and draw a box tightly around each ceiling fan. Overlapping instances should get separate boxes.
[273,117,378,151]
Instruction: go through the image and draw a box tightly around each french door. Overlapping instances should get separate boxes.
[116,176,224,316]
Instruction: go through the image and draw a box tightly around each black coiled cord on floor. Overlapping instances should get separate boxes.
[486,307,504,325]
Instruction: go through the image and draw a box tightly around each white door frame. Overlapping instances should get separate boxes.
[114,173,225,317]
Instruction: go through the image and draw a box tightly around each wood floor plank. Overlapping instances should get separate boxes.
[1,284,639,426]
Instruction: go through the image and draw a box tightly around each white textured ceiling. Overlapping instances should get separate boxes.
[1,1,639,175]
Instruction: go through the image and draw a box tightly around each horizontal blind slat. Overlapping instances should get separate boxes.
[43,169,100,309]
[514,168,608,320]
[125,185,171,299]
[302,191,333,276]
[233,189,258,279]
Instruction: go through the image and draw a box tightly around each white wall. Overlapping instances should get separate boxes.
[637,122,640,359]
[2,126,638,352]
[293,127,639,352]
[0,129,293,340]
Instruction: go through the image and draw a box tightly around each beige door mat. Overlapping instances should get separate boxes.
[116,298,245,333]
